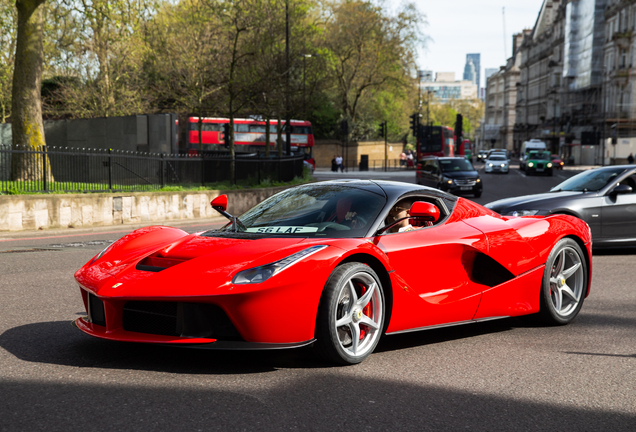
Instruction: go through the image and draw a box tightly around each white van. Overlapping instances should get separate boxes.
[520,139,547,169]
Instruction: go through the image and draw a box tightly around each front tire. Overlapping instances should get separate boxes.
[537,238,587,325]
[314,263,385,365]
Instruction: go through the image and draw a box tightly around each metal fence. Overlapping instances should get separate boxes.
[0,145,305,194]
[337,158,415,172]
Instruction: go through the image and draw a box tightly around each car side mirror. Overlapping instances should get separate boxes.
[611,184,633,195]
[211,194,228,211]
[409,202,440,223]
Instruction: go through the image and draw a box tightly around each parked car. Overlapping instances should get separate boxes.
[485,165,636,248]
[552,154,565,169]
[525,150,553,176]
[484,153,510,174]
[416,156,482,198]
[74,180,592,365]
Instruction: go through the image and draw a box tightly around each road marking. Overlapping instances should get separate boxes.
[516,170,526,178]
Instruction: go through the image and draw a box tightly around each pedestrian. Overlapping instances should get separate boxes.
[406,152,414,169]
[335,155,343,172]
[400,152,406,167]
[628,153,634,164]
[331,155,338,172]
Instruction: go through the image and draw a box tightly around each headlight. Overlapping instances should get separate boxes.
[488,163,493,167]
[233,245,328,284]
[528,162,534,168]
[507,210,540,217]
[447,179,453,184]
[476,178,481,183]
[500,164,505,167]
[547,163,553,168]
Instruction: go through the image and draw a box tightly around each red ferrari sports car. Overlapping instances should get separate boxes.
[74,180,592,365]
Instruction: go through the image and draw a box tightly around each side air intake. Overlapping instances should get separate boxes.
[471,253,515,287]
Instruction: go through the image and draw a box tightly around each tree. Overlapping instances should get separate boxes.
[448,98,484,139]
[11,0,48,181]
[0,0,16,124]
[47,0,156,118]
[144,0,225,150]
[321,0,424,139]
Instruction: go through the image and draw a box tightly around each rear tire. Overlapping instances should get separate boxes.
[314,263,385,365]
[537,238,587,325]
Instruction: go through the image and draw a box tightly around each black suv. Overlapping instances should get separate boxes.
[416,157,483,198]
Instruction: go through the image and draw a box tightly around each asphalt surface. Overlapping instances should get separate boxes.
[1,164,635,431]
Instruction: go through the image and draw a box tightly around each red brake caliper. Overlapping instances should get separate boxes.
[359,284,373,340]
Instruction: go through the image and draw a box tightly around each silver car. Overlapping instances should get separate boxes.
[485,165,636,248]
[484,154,510,174]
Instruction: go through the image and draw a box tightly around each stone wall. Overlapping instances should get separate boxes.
[313,140,405,169]
[0,186,287,232]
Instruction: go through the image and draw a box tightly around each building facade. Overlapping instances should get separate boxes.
[421,72,478,102]
[513,0,615,165]
[483,32,529,151]
[602,0,636,163]
[484,68,505,149]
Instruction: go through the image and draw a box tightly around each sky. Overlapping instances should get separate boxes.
[387,0,546,86]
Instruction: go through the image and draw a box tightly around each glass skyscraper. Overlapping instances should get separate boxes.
[465,53,481,92]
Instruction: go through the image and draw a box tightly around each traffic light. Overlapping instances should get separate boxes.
[378,121,386,138]
[409,114,420,135]
[454,114,463,142]
[340,119,349,137]
[222,123,231,148]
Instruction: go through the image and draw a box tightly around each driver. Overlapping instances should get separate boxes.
[328,197,366,229]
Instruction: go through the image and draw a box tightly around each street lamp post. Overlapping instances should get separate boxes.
[285,0,291,156]
[301,54,317,119]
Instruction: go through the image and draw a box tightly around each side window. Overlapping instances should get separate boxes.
[382,196,447,235]
[620,174,636,192]
[430,161,439,174]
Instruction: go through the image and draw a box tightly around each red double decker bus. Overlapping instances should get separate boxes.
[418,125,455,160]
[187,117,315,165]
[456,139,472,162]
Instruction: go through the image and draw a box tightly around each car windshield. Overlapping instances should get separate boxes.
[529,151,551,161]
[439,159,474,172]
[201,184,386,238]
[551,167,627,192]
[488,155,506,161]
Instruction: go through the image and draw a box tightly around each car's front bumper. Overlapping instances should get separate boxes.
[485,165,509,173]
[442,182,483,195]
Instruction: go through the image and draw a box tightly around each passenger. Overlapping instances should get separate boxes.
[385,199,416,233]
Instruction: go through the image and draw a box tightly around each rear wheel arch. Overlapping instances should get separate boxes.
[537,237,588,324]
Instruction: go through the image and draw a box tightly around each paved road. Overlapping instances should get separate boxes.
[1,170,635,431]
[315,161,583,206]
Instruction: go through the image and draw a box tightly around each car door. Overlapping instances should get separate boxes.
[601,172,636,242]
[375,204,487,332]
[420,160,435,187]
